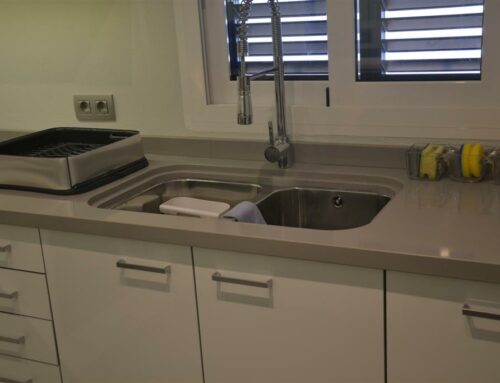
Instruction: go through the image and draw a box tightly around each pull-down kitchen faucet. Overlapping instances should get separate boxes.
[235,0,292,169]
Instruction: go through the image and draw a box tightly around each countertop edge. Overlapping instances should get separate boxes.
[3,209,499,285]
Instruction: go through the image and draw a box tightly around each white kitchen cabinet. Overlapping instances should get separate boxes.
[193,247,384,383]
[387,271,500,383]
[41,230,203,383]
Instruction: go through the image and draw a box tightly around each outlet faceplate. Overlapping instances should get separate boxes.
[74,95,116,121]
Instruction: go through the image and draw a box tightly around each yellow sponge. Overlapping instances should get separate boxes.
[419,144,444,180]
[469,143,484,178]
[461,144,472,178]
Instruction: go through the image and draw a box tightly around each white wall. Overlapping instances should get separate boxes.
[0,0,185,136]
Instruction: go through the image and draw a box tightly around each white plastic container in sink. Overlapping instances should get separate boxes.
[159,197,230,218]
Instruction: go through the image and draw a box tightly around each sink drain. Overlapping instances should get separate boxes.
[332,196,343,208]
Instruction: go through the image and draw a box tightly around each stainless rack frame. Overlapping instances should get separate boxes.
[0,128,147,194]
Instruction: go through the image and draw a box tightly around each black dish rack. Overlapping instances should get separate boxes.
[0,128,148,195]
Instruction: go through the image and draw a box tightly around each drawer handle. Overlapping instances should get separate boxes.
[0,291,18,300]
[463,303,500,321]
[0,335,25,345]
[0,377,32,383]
[0,244,11,253]
[212,272,273,289]
[116,260,171,274]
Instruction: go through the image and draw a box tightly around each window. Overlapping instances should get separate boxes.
[356,0,485,81]
[177,0,500,137]
[226,0,328,80]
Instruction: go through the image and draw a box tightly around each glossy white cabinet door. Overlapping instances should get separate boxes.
[387,271,500,383]
[41,230,203,383]
[194,248,384,383]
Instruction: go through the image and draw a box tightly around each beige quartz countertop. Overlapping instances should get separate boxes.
[1,154,499,284]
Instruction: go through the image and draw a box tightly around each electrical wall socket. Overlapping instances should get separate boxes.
[73,95,116,121]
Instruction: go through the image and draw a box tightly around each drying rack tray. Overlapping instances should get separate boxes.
[0,128,137,158]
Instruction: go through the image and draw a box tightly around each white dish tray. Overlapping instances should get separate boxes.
[159,197,230,218]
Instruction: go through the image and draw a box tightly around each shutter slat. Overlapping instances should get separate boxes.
[248,61,328,76]
[385,58,481,72]
[384,36,482,51]
[383,14,483,31]
[250,1,326,17]
[250,41,328,55]
[247,21,327,37]
[383,0,484,11]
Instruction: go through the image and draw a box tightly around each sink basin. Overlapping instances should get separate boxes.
[257,188,390,230]
[92,169,394,230]
[114,178,262,213]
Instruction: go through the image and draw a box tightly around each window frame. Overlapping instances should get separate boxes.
[173,0,500,141]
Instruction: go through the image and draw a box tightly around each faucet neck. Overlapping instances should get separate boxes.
[269,0,288,142]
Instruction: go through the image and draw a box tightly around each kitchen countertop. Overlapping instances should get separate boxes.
[0,153,499,284]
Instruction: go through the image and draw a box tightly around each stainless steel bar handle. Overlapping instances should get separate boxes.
[0,335,25,345]
[116,260,171,275]
[463,304,500,321]
[212,272,272,289]
[0,291,18,300]
[0,244,11,253]
[0,377,32,383]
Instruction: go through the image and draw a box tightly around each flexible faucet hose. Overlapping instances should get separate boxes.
[236,0,253,57]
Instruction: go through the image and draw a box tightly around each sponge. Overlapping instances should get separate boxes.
[419,144,444,180]
[461,144,472,178]
[469,143,484,178]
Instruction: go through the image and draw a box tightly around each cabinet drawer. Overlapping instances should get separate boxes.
[0,354,61,383]
[388,272,500,383]
[0,312,58,365]
[0,225,44,273]
[0,269,51,320]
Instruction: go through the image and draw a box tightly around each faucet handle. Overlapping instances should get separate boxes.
[267,121,275,145]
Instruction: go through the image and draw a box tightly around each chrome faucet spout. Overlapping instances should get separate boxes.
[269,0,287,141]
[234,0,293,168]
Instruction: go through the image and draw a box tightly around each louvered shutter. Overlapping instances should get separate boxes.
[357,0,485,81]
[228,0,328,80]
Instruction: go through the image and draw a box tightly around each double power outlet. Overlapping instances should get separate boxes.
[73,95,116,122]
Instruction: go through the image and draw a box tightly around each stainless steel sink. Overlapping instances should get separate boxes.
[257,188,390,230]
[93,170,393,230]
